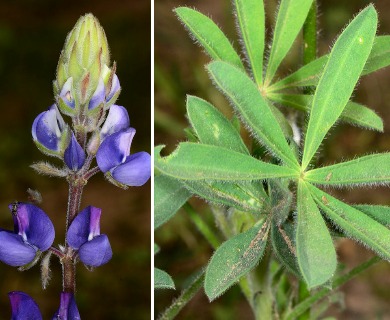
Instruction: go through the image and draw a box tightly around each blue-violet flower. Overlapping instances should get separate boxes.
[32,104,68,157]
[67,206,112,267]
[52,292,81,320]
[0,203,55,267]
[9,291,42,320]
[96,128,151,186]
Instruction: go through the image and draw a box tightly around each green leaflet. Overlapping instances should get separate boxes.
[155,144,299,181]
[268,93,383,132]
[364,35,390,74]
[268,55,327,91]
[204,219,269,301]
[305,153,390,186]
[184,180,266,213]
[154,175,192,229]
[186,95,249,154]
[308,184,390,261]
[353,205,390,227]
[174,7,244,70]
[265,0,314,85]
[207,61,299,169]
[296,181,336,288]
[271,220,301,278]
[154,268,175,290]
[269,36,390,91]
[233,0,265,85]
[302,6,377,170]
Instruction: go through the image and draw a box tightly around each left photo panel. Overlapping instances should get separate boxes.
[0,1,151,319]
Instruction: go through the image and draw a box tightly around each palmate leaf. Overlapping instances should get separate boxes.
[233,0,265,85]
[308,184,390,261]
[305,153,390,186]
[269,35,390,91]
[296,181,336,288]
[207,61,299,169]
[155,268,175,290]
[154,175,192,229]
[268,93,383,132]
[265,0,314,85]
[155,144,299,181]
[174,7,244,70]
[302,5,377,170]
[204,218,269,301]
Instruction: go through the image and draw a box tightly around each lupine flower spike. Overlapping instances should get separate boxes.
[1,12,151,318]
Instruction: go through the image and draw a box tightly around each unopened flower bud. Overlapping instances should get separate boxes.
[64,133,86,171]
[54,13,120,122]
[53,292,81,320]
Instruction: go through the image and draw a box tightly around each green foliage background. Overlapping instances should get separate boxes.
[155,0,390,318]
[0,1,150,319]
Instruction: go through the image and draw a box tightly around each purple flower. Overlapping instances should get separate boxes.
[8,291,42,320]
[88,77,105,111]
[67,206,112,267]
[64,133,86,171]
[32,104,68,156]
[100,105,130,140]
[52,292,80,320]
[96,128,151,186]
[8,291,81,320]
[0,203,55,267]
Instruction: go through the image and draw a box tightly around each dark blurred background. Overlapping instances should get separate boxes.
[0,1,150,319]
[155,0,390,319]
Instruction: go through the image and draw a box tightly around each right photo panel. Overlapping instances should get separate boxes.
[154,0,390,319]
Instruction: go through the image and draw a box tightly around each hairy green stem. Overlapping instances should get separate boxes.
[253,251,274,320]
[284,256,381,320]
[158,270,205,320]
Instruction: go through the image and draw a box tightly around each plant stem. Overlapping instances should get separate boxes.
[84,166,101,180]
[183,203,220,250]
[62,252,76,292]
[62,172,88,293]
[66,174,86,231]
[284,256,381,320]
[158,270,205,320]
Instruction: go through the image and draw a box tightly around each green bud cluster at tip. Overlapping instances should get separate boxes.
[54,13,120,127]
